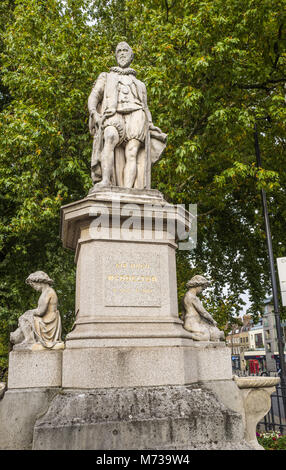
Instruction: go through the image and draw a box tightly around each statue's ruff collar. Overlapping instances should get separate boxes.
[110,66,137,76]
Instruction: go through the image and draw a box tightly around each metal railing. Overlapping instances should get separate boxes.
[232,369,278,378]
[257,384,286,435]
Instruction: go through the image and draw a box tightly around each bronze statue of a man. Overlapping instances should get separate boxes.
[88,42,167,189]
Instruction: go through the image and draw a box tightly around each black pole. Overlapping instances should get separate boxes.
[254,124,286,405]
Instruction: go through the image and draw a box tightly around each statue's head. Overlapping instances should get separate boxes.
[186,275,210,293]
[26,271,54,291]
[115,42,134,68]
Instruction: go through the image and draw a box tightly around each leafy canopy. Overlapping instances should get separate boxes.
[0,0,285,375]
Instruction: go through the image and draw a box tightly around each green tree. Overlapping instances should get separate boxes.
[0,0,15,112]
[123,0,286,323]
[0,0,102,376]
[0,0,285,376]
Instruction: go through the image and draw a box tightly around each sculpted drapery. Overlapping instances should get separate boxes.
[10,271,63,350]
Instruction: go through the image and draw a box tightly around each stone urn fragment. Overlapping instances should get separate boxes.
[233,375,280,450]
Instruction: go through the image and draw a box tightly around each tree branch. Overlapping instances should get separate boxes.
[197,208,217,217]
[164,0,176,21]
[176,174,194,191]
[236,77,286,91]
[271,23,283,72]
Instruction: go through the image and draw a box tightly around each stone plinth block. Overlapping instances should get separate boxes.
[0,388,59,449]
[62,343,232,389]
[32,385,252,450]
[60,188,196,352]
[8,350,63,389]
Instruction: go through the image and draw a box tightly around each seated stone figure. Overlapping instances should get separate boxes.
[182,275,225,342]
[10,271,63,350]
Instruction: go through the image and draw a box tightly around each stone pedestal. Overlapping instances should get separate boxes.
[60,187,206,389]
[0,187,276,451]
[61,188,191,344]
[8,350,63,389]
[62,342,231,389]
[1,351,62,449]
[0,388,59,449]
[32,385,251,450]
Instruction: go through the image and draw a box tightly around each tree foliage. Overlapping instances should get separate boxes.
[0,0,285,374]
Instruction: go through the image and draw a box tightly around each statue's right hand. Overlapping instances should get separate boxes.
[104,107,116,117]
[91,111,102,126]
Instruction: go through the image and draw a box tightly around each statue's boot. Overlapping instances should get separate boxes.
[94,180,111,187]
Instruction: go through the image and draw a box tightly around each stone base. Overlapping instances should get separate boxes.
[62,342,232,389]
[32,385,252,450]
[87,185,165,203]
[31,342,65,351]
[12,341,65,351]
[8,350,63,389]
[0,388,59,449]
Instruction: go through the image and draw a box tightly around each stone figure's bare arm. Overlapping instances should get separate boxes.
[192,296,216,325]
[32,292,51,317]
[88,72,106,122]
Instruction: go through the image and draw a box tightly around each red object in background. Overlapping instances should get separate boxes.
[249,359,259,374]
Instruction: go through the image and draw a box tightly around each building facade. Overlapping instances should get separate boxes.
[262,298,286,372]
[226,315,253,371]
[226,299,286,373]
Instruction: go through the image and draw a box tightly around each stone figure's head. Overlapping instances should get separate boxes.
[26,271,54,291]
[186,275,211,294]
[115,42,134,68]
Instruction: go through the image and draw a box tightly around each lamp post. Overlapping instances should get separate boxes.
[254,123,286,412]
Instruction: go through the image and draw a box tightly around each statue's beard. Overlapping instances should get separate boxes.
[116,58,132,69]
